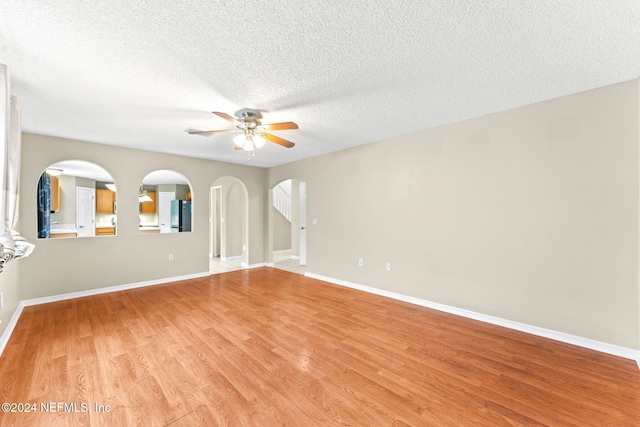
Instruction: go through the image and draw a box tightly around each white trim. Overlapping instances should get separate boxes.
[0,302,25,357]
[266,262,275,268]
[246,262,268,269]
[305,272,640,368]
[291,255,300,260]
[21,272,210,307]
[0,271,209,358]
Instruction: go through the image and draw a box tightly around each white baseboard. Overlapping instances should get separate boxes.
[20,272,210,307]
[265,262,275,267]
[0,271,209,358]
[304,272,640,369]
[0,303,25,357]
[246,263,268,269]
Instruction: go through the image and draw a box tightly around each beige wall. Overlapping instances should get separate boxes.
[225,182,243,257]
[269,79,640,349]
[16,133,266,301]
[272,205,292,251]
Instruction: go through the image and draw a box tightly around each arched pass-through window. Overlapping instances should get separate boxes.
[139,170,192,234]
[36,160,117,239]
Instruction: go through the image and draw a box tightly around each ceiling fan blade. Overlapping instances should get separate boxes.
[188,129,239,136]
[213,111,239,124]
[262,132,295,148]
[261,121,299,131]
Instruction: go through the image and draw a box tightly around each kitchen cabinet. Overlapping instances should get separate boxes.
[96,227,116,236]
[50,232,76,239]
[140,191,156,213]
[50,175,60,212]
[96,189,116,213]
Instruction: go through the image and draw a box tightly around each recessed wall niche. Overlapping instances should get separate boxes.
[37,160,117,239]
[138,170,192,234]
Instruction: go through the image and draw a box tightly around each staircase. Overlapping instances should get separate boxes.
[273,181,291,221]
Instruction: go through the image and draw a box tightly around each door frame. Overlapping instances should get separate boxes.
[210,186,221,257]
[299,181,307,266]
[268,179,307,267]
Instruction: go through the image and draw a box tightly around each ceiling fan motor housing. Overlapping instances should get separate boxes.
[239,112,260,130]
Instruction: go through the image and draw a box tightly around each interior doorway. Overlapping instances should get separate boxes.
[76,186,95,237]
[270,179,307,275]
[209,177,249,274]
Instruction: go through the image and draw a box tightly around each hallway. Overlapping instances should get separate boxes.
[209,249,305,275]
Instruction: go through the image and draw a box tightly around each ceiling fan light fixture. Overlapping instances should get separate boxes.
[253,134,266,148]
[190,110,297,155]
[233,134,246,148]
[243,138,255,152]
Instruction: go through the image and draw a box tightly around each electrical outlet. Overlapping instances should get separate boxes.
[386,263,392,271]
[168,254,174,261]
[312,218,318,225]
[358,258,364,267]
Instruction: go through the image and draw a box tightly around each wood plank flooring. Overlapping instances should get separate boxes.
[0,267,639,426]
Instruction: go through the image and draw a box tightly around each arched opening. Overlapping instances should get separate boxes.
[209,176,249,274]
[36,160,116,239]
[139,170,192,234]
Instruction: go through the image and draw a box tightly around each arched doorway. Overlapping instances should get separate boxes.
[209,176,249,274]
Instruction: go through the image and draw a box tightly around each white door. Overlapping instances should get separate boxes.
[210,186,221,257]
[299,181,307,266]
[158,192,175,233]
[77,187,95,237]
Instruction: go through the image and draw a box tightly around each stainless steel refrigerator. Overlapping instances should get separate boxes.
[170,200,192,232]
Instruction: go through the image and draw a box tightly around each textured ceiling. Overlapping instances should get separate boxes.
[1,1,639,168]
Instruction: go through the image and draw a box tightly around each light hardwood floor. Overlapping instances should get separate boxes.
[0,268,639,426]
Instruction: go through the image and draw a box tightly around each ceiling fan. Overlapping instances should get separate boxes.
[189,111,298,156]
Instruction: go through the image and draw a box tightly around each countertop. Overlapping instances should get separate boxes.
[50,223,77,234]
